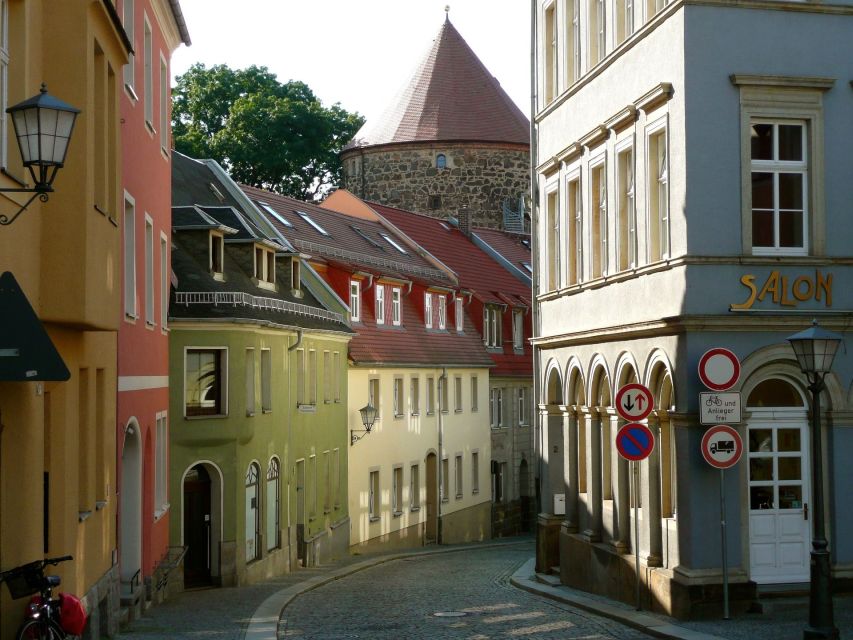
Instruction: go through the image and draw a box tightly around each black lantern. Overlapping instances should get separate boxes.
[0,84,80,226]
[351,404,378,445]
[787,320,843,640]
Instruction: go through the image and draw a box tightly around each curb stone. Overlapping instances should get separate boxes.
[243,539,531,640]
[509,558,727,640]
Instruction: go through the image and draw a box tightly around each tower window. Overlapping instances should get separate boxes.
[428,195,442,210]
[436,154,447,169]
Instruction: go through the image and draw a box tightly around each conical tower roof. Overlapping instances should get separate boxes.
[346,18,529,150]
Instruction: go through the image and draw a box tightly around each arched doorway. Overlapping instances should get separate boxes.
[425,453,437,543]
[544,365,564,516]
[120,421,142,595]
[746,377,810,583]
[184,464,214,587]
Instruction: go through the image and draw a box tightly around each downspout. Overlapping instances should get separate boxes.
[286,329,303,571]
[438,367,447,545]
[529,0,543,519]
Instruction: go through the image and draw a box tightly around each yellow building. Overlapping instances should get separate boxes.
[0,1,129,636]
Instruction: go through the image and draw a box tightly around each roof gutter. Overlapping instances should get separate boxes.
[168,0,192,45]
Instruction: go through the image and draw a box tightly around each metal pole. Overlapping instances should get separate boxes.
[720,468,730,620]
[634,460,641,611]
[805,376,837,639]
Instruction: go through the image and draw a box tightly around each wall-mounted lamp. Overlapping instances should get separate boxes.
[0,84,80,226]
[351,404,377,445]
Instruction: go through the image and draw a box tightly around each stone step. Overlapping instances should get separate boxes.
[536,572,562,587]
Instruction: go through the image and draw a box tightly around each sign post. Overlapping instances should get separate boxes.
[614,399,655,613]
[701,424,744,620]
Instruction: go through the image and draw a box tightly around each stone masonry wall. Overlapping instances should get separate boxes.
[342,143,529,229]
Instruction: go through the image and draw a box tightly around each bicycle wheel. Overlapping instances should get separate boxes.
[15,618,64,640]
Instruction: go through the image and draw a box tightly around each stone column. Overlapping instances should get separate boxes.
[563,407,579,532]
[616,416,631,553]
[538,405,551,514]
[584,408,603,542]
[646,413,664,566]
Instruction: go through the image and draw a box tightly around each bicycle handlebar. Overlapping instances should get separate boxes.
[45,555,73,566]
[0,555,73,582]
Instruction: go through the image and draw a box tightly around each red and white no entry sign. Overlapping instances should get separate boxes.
[701,424,743,469]
[698,348,741,391]
[615,383,654,422]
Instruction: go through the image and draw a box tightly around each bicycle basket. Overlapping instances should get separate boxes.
[3,569,41,599]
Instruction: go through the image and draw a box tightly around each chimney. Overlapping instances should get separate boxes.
[457,206,471,237]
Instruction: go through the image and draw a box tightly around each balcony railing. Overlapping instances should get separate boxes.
[174,291,347,325]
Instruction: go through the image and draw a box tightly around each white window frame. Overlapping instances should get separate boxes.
[123,193,137,319]
[122,0,136,97]
[266,457,281,550]
[144,214,154,325]
[159,53,168,153]
[410,376,420,415]
[646,118,670,262]
[454,454,463,499]
[245,347,256,416]
[160,232,169,330]
[368,469,380,520]
[376,285,385,325]
[350,279,360,322]
[143,13,153,129]
[393,377,404,417]
[543,0,558,104]
[437,295,446,330]
[296,348,305,406]
[590,156,608,279]
[210,231,224,278]
[518,387,528,425]
[425,293,433,329]
[545,180,560,291]
[426,376,435,415]
[512,309,524,350]
[455,297,464,332]
[471,375,479,412]
[368,377,380,419]
[323,350,331,403]
[454,376,463,413]
[307,349,317,406]
[154,411,168,516]
[410,463,420,510]
[471,450,480,494]
[616,139,637,271]
[391,287,401,325]
[392,465,403,514]
[380,232,408,254]
[490,388,503,428]
[297,210,329,236]
[333,351,341,402]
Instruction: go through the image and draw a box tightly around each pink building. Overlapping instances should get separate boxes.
[116,0,189,618]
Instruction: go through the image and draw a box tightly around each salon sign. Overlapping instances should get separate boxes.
[731,270,832,311]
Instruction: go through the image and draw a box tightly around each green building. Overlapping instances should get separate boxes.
[169,152,352,587]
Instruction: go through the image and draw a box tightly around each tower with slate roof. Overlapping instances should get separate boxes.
[340,17,529,229]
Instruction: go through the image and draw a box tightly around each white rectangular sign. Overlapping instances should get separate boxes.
[699,392,742,425]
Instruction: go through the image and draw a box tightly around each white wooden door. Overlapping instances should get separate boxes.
[748,420,810,583]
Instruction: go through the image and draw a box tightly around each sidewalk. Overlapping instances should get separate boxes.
[510,558,853,640]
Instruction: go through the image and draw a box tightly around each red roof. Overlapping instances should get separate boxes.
[346,19,529,150]
[473,227,533,280]
[371,201,532,377]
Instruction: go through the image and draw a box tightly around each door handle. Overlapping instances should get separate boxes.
[803,503,808,520]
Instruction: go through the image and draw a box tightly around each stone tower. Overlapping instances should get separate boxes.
[340,17,530,229]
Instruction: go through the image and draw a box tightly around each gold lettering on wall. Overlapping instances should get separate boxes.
[731,270,833,311]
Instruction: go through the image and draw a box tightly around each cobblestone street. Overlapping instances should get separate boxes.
[279,543,648,639]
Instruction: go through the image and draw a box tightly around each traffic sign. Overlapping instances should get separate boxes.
[699,392,742,425]
[701,424,743,469]
[616,422,655,461]
[698,348,741,391]
[615,384,654,422]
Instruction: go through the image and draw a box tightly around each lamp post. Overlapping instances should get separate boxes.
[351,403,377,445]
[0,83,80,226]
[787,320,843,640]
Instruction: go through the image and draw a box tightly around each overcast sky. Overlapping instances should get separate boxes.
[171,0,532,124]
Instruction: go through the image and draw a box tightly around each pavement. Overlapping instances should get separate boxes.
[121,538,853,640]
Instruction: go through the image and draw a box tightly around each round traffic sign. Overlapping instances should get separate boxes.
[616,423,655,461]
[615,384,654,422]
[698,348,741,391]
[701,424,743,469]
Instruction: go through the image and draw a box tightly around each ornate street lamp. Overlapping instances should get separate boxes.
[0,84,80,226]
[351,404,378,445]
[787,320,843,640]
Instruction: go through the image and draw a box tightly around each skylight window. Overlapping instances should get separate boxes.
[208,182,225,202]
[439,222,451,231]
[297,210,329,236]
[351,225,384,249]
[522,262,533,273]
[380,233,408,254]
[257,201,293,228]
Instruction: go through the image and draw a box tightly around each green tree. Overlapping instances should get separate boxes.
[172,63,364,200]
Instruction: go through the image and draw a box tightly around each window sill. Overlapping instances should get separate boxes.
[161,146,170,161]
[441,498,449,504]
[472,490,479,495]
[411,412,420,417]
[246,411,255,418]
[297,404,317,413]
[455,494,463,500]
[410,506,420,513]
[184,413,228,420]
[369,516,380,523]
[95,500,108,511]
[392,510,402,518]
[257,280,276,291]
[124,312,138,323]
[262,409,272,414]
[394,413,404,419]
[78,510,93,523]
[145,119,156,136]
[153,504,170,521]
[212,272,225,282]
[145,320,156,330]
[454,409,463,414]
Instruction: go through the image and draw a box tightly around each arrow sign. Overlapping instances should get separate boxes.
[616,423,655,461]
[615,383,654,422]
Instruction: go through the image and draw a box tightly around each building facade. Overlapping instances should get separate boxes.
[116,0,189,618]
[0,1,131,636]
[169,153,352,587]
[532,0,853,620]
[242,186,494,550]
[341,17,530,230]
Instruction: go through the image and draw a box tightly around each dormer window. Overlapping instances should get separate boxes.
[483,305,502,348]
[455,298,464,332]
[512,309,524,350]
[254,244,276,289]
[290,257,301,292]
[437,296,447,330]
[210,232,224,280]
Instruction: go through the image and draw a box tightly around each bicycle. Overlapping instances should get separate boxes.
[0,555,87,639]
